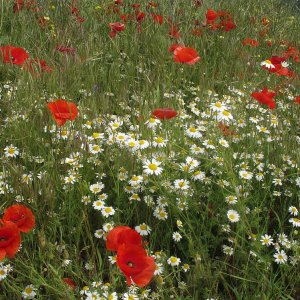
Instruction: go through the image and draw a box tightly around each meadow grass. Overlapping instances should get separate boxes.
[0,0,300,299]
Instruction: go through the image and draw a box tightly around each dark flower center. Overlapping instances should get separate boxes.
[127,261,135,268]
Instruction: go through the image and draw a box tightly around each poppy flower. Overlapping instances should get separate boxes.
[3,205,35,233]
[47,99,78,126]
[106,226,142,251]
[173,46,200,64]
[0,221,21,261]
[168,24,180,39]
[109,22,125,32]
[294,96,300,104]
[152,108,177,120]
[116,243,155,287]
[24,59,52,77]
[242,38,259,47]
[13,0,24,12]
[151,13,163,25]
[56,45,76,54]
[206,9,218,24]
[63,278,77,290]
[0,45,29,66]
[251,87,276,109]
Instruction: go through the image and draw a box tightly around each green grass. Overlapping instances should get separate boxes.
[0,0,300,299]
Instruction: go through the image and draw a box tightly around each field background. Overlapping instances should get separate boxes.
[0,0,300,299]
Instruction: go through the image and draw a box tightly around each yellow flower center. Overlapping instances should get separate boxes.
[148,163,158,171]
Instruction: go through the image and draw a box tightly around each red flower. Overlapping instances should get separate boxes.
[109,22,125,32]
[0,221,21,261]
[152,108,177,120]
[63,278,77,290]
[151,13,163,25]
[242,38,259,47]
[168,24,180,39]
[173,46,200,64]
[294,96,300,104]
[3,205,35,233]
[23,59,52,77]
[116,243,155,287]
[47,99,78,126]
[0,45,29,66]
[56,46,76,54]
[13,0,24,12]
[206,9,218,24]
[251,87,276,109]
[106,226,142,251]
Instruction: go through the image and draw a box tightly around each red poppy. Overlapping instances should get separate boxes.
[173,46,200,64]
[251,87,276,109]
[109,22,125,32]
[168,24,180,39]
[0,221,21,261]
[151,13,163,25]
[294,96,300,104]
[242,38,259,47]
[3,205,35,233]
[24,59,52,77]
[0,45,29,66]
[116,243,155,287]
[106,226,142,251]
[56,46,76,54]
[168,43,183,53]
[205,9,236,31]
[47,99,78,126]
[152,108,177,120]
[13,0,24,12]
[206,9,218,24]
[63,278,77,290]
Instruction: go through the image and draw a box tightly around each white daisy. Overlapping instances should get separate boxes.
[227,210,240,223]
[143,159,163,175]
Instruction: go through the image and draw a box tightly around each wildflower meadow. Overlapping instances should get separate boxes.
[0,0,300,299]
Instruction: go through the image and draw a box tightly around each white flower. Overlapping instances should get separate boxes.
[88,144,103,154]
[260,234,273,246]
[274,250,288,264]
[145,117,161,129]
[167,256,181,266]
[239,170,253,180]
[289,217,300,227]
[152,136,168,148]
[225,195,238,205]
[210,101,228,112]
[172,231,182,242]
[101,206,115,218]
[22,285,37,299]
[222,245,234,256]
[217,110,233,122]
[174,179,190,190]
[261,59,275,69]
[219,138,229,148]
[89,182,104,194]
[93,200,106,210]
[185,126,202,138]
[4,145,19,158]
[227,210,240,223]
[135,223,151,236]
[143,159,163,175]
[288,206,298,216]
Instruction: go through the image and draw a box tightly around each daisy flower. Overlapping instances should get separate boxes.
[4,145,19,158]
[289,217,300,227]
[167,256,181,266]
[274,250,288,264]
[101,206,115,218]
[288,206,298,216]
[22,285,37,299]
[260,234,273,246]
[143,159,163,175]
[135,223,151,236]
[172,231,182,242]
[227,210,240,223]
